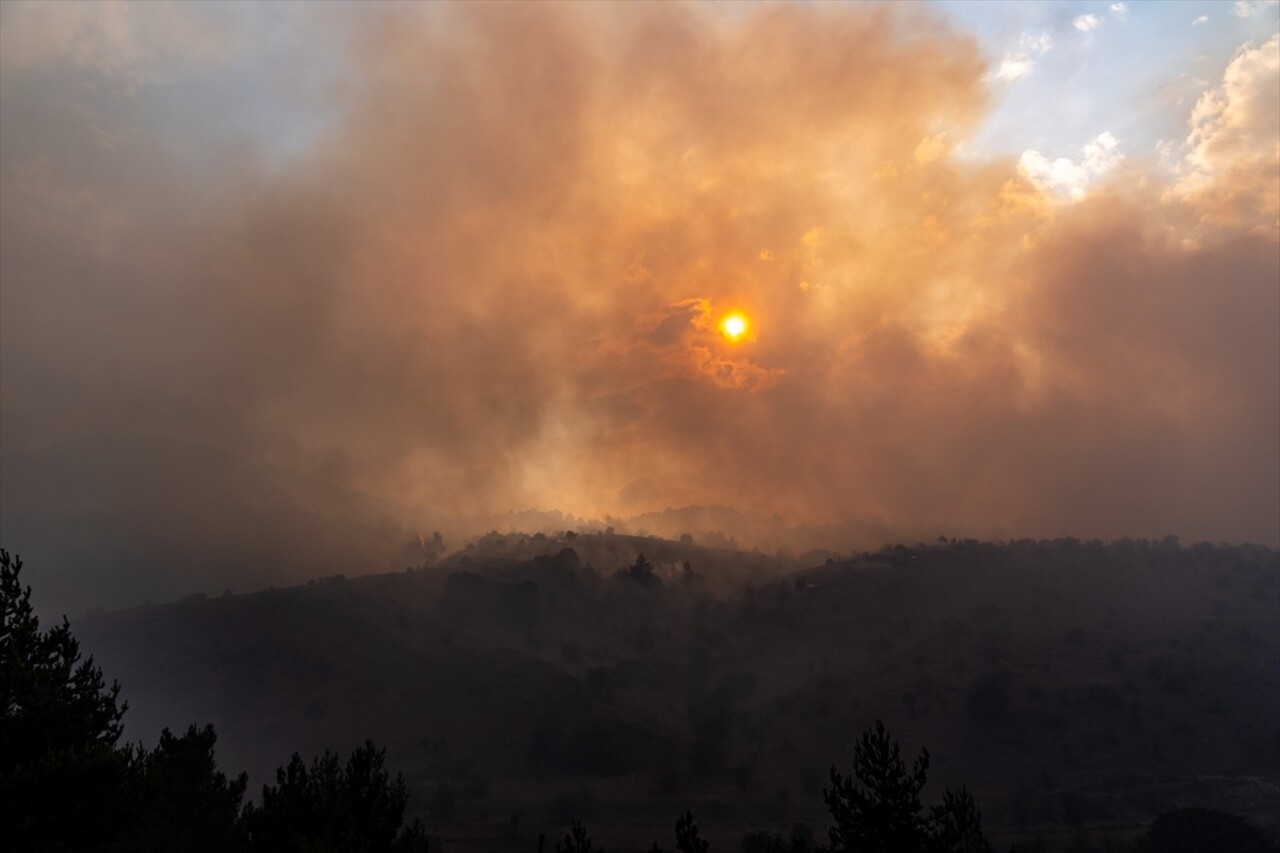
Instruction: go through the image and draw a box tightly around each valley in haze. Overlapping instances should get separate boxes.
[75,532,1280,851]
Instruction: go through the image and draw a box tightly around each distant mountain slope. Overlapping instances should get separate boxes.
[78,569,683,792]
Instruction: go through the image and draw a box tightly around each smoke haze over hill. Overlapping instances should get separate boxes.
[1,2,1277,614]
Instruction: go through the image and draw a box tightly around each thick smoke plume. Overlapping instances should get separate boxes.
[1,3,1276,613]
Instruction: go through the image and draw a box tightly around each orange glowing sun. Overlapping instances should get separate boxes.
[720,312,749,341]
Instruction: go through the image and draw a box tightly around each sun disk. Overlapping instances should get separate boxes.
[720,313,749,341]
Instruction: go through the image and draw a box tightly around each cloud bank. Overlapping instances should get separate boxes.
[1,2,1276,613]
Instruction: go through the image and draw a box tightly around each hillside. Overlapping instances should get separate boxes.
[76,535,1280,851]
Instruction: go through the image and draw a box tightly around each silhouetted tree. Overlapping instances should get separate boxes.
[826,720,929,852]
[650,811,712,853]
[1,549,135,850]
[927,787,992,853]
[556,820,600,853]
[825,720,992,853]
[126,724,248,852]
[241,740,429,853]
[625,554,660,588]
[2,550,433,852]
[427,531,446,563]
[675,811,710,853]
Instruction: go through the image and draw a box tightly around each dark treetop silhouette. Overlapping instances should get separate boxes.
[0,549,429,853]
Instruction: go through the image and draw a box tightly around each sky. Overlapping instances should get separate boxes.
[1,0,1277,615]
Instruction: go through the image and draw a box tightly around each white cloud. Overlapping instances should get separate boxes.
[1110,3,1129,19]
[994,31,1052,82]
[1175,34,1280,231]
[1073,14,1101,32]
[1021,31,1053,54]
[1082,132,1124,175]
[1191,15,1209,27]
[1232,0,1279,18]
[996,54,1033,81]
[1018,132,1123,200]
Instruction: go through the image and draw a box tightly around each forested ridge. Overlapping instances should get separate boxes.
[8,536,1279,851]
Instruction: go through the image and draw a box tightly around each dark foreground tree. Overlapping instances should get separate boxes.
[1,549,134,850]
[2,550,428,852]
[927,787,991,853]
[241,740,430,853]
[674,811,709,853]
[825,720,992,853]
[126,724,248,852]
[645,810,710,853]
[557,820,601,853]
[825,720,929,852]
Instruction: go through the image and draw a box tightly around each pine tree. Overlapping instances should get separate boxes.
[675,811,710,853]
[825,720,930,852]
[241,740,429,852]
[1,549,134,850]
[927,787,992,853]
[126,724,249,852]
[556,821,600,853]
[825,720,992,853]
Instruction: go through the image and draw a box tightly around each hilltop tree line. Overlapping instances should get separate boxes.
[3,549,1275,852]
